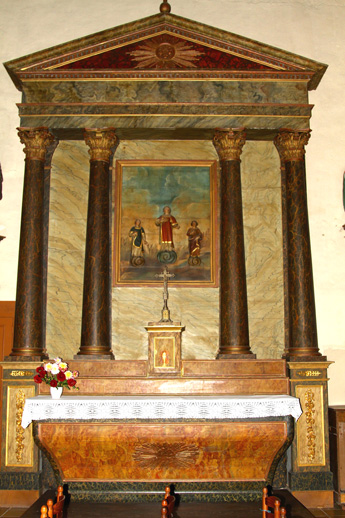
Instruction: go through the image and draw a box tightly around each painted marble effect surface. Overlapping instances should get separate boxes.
[38,421,287,481]
[46,139,283,360]
[23,80,308,105]
[19,81,310,130]
[47,141,89,357]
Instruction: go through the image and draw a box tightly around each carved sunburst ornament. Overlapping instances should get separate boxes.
[133,442,199,469]
[129,39,202,69]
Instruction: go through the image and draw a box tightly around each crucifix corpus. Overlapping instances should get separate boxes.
[155,265,175,323]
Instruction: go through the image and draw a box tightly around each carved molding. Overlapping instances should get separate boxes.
[213,128,246,161]
[17,127,55,162]
[274,129,311,162]
[84,128,118,162]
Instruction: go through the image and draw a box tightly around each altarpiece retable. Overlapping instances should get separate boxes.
[0,0,333,508]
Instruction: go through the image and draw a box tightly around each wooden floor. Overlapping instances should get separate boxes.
[3,489,340,518]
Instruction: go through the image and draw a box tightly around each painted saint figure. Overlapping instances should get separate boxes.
[155,206,180,264]
[128,219,147,267]
[187,220,203,266]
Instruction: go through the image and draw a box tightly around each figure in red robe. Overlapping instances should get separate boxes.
[155,206,180,250]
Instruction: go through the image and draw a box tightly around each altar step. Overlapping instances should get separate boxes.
[21,489,314,518]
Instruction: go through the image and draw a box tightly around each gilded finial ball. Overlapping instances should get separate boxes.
[160,1,171,13]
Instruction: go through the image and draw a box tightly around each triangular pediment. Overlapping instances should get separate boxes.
[5,12,326,90]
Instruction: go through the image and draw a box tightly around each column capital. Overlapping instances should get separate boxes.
[17,127,55,162]
[84,128,118,162]
[274,129,311,162]
[213,128,246,161]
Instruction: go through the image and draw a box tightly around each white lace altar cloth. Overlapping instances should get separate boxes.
[21,395,302,429]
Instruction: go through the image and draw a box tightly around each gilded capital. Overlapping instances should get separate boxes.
[84,128,118,162]
[17,127,55,161]
[274,129,311,162]
[213,129,246,161]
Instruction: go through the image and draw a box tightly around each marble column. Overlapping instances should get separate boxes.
[274,129,323,360]
[78,128,118,359]
[213,129,254,358]
[10,127,55,359]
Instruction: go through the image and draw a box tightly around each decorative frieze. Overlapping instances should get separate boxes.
[10,370,33,377]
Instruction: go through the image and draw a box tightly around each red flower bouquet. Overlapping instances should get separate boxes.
[33,358,79,390]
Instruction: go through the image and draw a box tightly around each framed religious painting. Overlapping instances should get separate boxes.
[113,160,218,287]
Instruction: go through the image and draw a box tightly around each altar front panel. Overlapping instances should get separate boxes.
[37,420,289,483]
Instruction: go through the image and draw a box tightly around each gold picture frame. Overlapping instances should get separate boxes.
[113,160,218,287]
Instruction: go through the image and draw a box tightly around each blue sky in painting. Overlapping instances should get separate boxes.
[122,165,210,219]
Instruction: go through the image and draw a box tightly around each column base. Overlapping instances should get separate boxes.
[74,353,115,360]
[217,353,257,359]
[4,354,48,361]
[283,354,327,361]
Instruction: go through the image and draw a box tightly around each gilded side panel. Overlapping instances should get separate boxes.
[296,384,325,467]
[5,386,35,467]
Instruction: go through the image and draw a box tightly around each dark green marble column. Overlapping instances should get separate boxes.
[213,129,254,358]
[274,129,323,360]
[77,128,118,359]
[10,127,55,360]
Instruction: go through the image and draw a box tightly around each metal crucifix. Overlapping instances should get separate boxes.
[155,265,175,323]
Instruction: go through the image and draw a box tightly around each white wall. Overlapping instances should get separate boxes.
[0,0,344,403]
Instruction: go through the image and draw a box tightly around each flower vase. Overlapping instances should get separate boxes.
[50,386,63,399]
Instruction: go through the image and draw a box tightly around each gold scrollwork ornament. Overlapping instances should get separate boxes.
[15,389,26,463]
[304,388,316,462]
[10,370,33,377]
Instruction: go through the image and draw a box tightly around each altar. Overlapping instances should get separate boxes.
[0,0,334,509]
[22,393,301,502]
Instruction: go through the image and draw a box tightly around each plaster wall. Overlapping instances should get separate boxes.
[0,0,344,403]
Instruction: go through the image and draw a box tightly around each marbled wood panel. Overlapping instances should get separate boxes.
[19,115,308,132]
[241,141,284,359]
[46,141,89,359]
[38,421,287,481]
[22,81,308,105]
